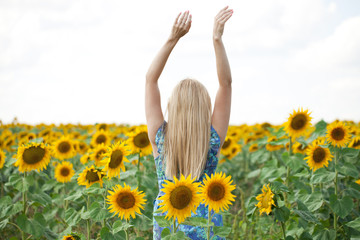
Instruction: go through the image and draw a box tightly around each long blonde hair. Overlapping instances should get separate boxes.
[164,78,212,181]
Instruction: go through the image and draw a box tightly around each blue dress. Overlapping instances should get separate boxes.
[152,121,225,240]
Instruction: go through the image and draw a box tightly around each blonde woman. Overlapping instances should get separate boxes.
[145,6,233,240]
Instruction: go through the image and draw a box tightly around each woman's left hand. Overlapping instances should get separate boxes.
[169,11,192,41]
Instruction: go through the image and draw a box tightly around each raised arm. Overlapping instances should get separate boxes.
[211,6,233,146]
[145,11,192,145]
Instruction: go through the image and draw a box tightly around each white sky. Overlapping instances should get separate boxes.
[1,0,360,126]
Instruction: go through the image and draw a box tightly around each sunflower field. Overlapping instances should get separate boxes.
[0,108,360,240]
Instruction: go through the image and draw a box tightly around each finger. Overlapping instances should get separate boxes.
[217,9,233,19]
[220,12,233,24]
[216,6,229,18]
[174,12,181,25]
[178,11,186,25]
[182,11,189,25]
[185,14,192,30]
[218,11,233,22]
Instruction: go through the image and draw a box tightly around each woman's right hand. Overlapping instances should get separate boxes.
[169,11,192,41]
[213,6,233,41]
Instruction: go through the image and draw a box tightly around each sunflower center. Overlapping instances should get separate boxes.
[96,134,106,144]
[61,167,70,177]
[290,114,307,130]
[331,127,345,141]
[86,170,100,182]
[109,150,123,168]
[116,192,135,209]
[170,185,192,210]
[58,142,71,153]
[99,124,107,131]
[313,147,325,163]
[208,182,225,201]
[133,132,150,148]
[353,140,360,147]
[222,139,231,149]
[23,146,46,165]
[96,150,106,161]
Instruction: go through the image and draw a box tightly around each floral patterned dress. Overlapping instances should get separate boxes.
[152,121,225,240]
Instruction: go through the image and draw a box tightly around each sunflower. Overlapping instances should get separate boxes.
[265,136,283,152]
[326,121,351,148]
[90,143,108,166]
[158,174,202,224]
[255,183,276,215]
[356,179,360,185]
[91,129,112,147]
[74,141,89,154]
[126,126,152,156]
[312,137,326,146]
[221,144,241,163]
[3,136,16,152]
[62,236,75,240]
[80,153,91,165]
[284,108,312,139]
[14,142,52,172]
[54,161,75,183]
[292,142,308,154]
[349,136,360,149]
[52,136,76,160]
[101,141,130,178]
[77,165,105,188]
[106,183,146,220]
[220,136,237,156]
[304,143,333,172]
[249,143,258,153]
[199,172,236,213]
[0,149,5,169]
[62,235,80,240]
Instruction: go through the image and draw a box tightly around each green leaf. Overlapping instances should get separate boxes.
[0,219,9,230]
[213,226,232,237]
[247,169,261,178]
[161,228,171,238]
[293,200,320,224]
[65,208,82,226]
[271,181,290,193]
[313,228,336,240]
[64,190,83,201]
[34,212,46,226]
[28,191,52,206]
[163,231,190,240]
[182,217,213,228]
[100,227,116,240]
[335,162,358,178]
[330,195,354,219]
[310,168,336,184]
[154,215,172,228]
[344,188,360,199]
[346,217,360,231]
[274,206,290,222]
[340,148,360,159]
[112,220,133,233]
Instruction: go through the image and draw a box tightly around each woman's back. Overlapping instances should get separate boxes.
[152,121,225,240]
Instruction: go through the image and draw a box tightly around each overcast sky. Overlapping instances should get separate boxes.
[1,0,360,126]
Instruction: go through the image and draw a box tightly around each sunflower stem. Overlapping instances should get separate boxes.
[284,137,292,207]
[207,207,212,240]
[23,172,27,215]
[334,147,339,233]
[311,170,315,193]
[280,221,286,240]
[137,152,142,190]
[87,195,91,240]
[173,217,177,233]
[125,219,129,240]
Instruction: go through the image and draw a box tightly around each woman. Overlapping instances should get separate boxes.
[145,6,233,240]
